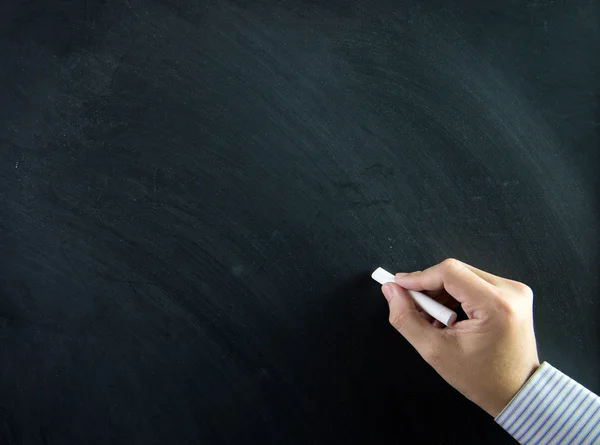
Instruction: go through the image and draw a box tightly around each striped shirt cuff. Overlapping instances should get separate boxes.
[495,362,600,445]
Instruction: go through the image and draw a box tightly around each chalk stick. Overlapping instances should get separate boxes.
[372,267,457,327]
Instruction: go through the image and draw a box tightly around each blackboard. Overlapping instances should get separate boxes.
[1,0,599,443]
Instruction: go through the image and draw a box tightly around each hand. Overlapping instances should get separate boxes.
[381,258,540,417]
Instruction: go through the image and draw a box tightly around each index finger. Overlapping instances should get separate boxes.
[463,263,530,292]
[395,258,497,306]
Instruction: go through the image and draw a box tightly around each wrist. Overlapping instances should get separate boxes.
[486,362,541,417]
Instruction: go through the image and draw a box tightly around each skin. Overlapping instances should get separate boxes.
[381,258,540,417]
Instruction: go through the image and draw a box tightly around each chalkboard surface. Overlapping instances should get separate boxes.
[1,1,599,443]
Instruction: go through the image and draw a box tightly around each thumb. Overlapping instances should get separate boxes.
[382,282,443,353]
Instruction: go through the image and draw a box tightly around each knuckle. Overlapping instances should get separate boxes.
[486,284,503,300]
[515,282,534,299]
[389,312,407,330]
[400,270,422,280]
[496,298,518,320]
[441,258,461,273]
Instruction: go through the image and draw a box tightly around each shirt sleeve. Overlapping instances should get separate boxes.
[495,362,600,445]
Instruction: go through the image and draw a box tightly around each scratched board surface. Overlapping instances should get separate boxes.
[1,0,599,443]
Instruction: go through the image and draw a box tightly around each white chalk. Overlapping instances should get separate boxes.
[372,267,457,326]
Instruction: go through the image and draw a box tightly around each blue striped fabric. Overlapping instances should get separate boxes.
[496,362,600,444]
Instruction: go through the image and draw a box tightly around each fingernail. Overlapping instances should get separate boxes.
[382,283,397,302]
[395,272,408,279]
